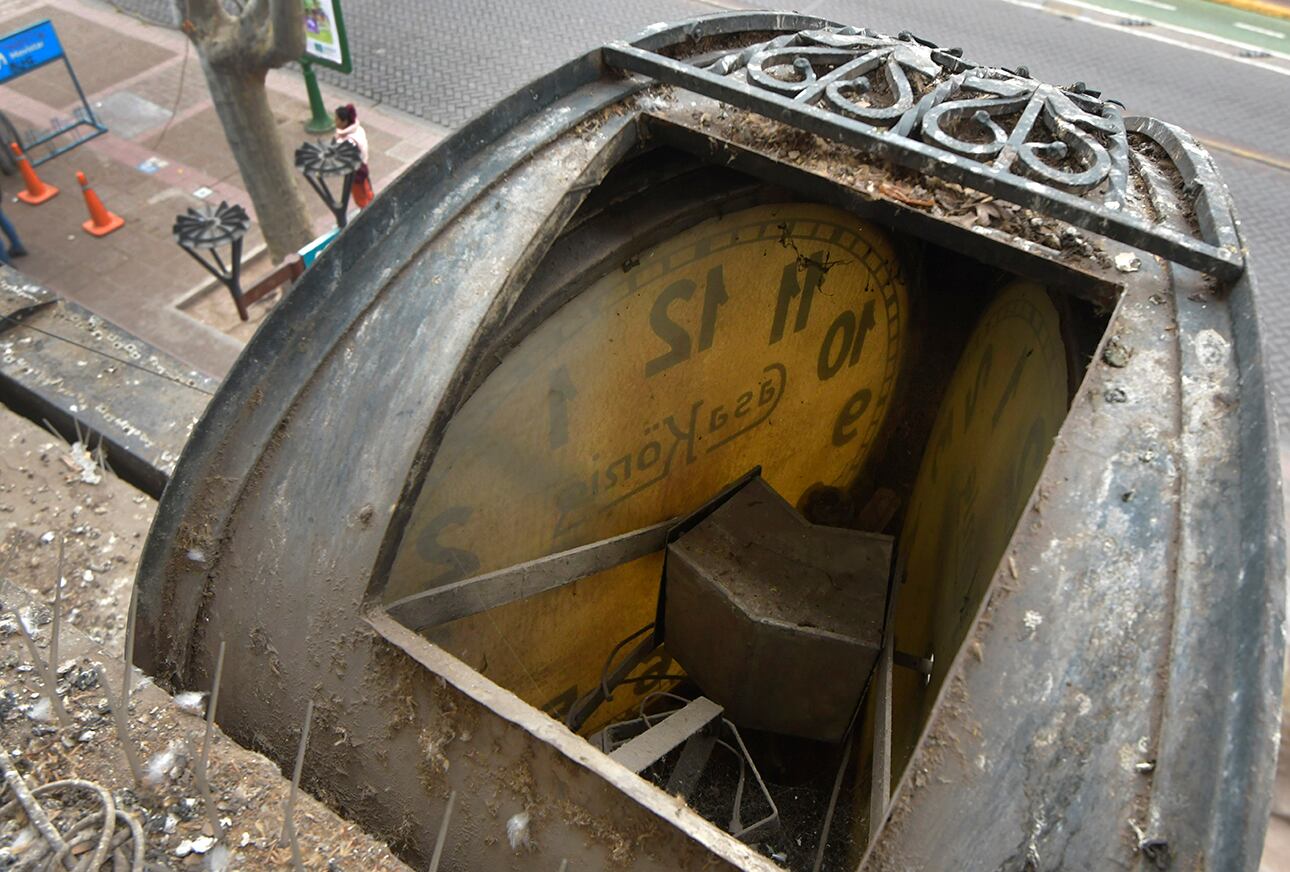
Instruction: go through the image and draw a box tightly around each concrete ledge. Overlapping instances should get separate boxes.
[0,267,213,498]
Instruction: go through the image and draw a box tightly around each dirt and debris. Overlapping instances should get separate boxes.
[1102,336,1134,368]
[0,406,410,870]
[697,106,1121,274]
[1114,252,1141,273]
[0,414,153,657]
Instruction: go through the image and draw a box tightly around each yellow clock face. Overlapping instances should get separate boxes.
[891,279,1068,762]
[385,202,909,724]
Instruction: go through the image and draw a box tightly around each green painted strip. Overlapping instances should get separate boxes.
[1082,0,1289,52]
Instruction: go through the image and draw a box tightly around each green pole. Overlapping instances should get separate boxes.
[302,60,334,134]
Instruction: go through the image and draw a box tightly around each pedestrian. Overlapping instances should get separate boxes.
[333,104,374,210]
[0,181,28,267]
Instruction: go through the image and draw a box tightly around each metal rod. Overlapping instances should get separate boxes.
[50,535,63,672]
[64,54,99,129]
[813,735,853,872]
[281,699,314,845]
[427,790,456,872]
[869,552,902,844]
[122,585,139,709]
[177,244,225,282]
[29,126,105,166]
[99,661,145,785]
[893,649,934,683]
[387,519,674,631]
[197,640,227,840]
[285,813,304,870]
[200,641,226,774]
[8,603,72,727]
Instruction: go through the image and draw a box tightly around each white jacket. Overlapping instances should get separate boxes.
[335,122,369,165]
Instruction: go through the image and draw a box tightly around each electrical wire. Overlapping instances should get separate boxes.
[1,750,146,871]
[150,34,191,151]
[599,622,656,703]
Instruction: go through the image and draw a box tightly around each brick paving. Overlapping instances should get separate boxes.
[0,0,445,376]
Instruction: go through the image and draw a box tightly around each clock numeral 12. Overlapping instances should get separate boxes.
[645,265,728,377]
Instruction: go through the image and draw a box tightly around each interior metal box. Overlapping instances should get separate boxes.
[665,478,891,742]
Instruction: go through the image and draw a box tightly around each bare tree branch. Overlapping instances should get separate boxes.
[243,0,270,27]
[180,0,232,30]
[260,0,306,68]
[180,0,235,67]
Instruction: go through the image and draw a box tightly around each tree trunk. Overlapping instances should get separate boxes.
[201,58,313,262]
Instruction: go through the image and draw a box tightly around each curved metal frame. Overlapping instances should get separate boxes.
[133,12,1282,871]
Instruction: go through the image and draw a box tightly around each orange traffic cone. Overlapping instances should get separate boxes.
[76,172,124,237]
[11,143,57,205]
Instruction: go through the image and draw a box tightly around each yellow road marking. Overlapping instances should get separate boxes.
[1197,136,1290,172]
[1205,0,1290,21]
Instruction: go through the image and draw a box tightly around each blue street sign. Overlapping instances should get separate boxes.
[0,21,65,85]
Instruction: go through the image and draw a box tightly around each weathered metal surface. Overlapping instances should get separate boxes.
[129,10,1282,872]
[666,476,890,742]
[133,16,796,867]
[0,269,212,497]
[860,113,1283,872]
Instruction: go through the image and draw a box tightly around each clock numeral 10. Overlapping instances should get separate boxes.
[817,299,876,381]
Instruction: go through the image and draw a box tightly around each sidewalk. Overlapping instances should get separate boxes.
[0,0,446,377]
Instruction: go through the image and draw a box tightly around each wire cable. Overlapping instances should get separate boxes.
[150,33,192,150]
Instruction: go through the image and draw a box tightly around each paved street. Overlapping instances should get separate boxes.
[1053,0,1290,54]
[109,0,1290,420]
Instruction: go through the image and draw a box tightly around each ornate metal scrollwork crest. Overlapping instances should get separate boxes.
[710,28,1129,204]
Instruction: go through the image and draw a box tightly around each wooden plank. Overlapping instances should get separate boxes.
[243,254,304,306]
[610,697,723,774]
